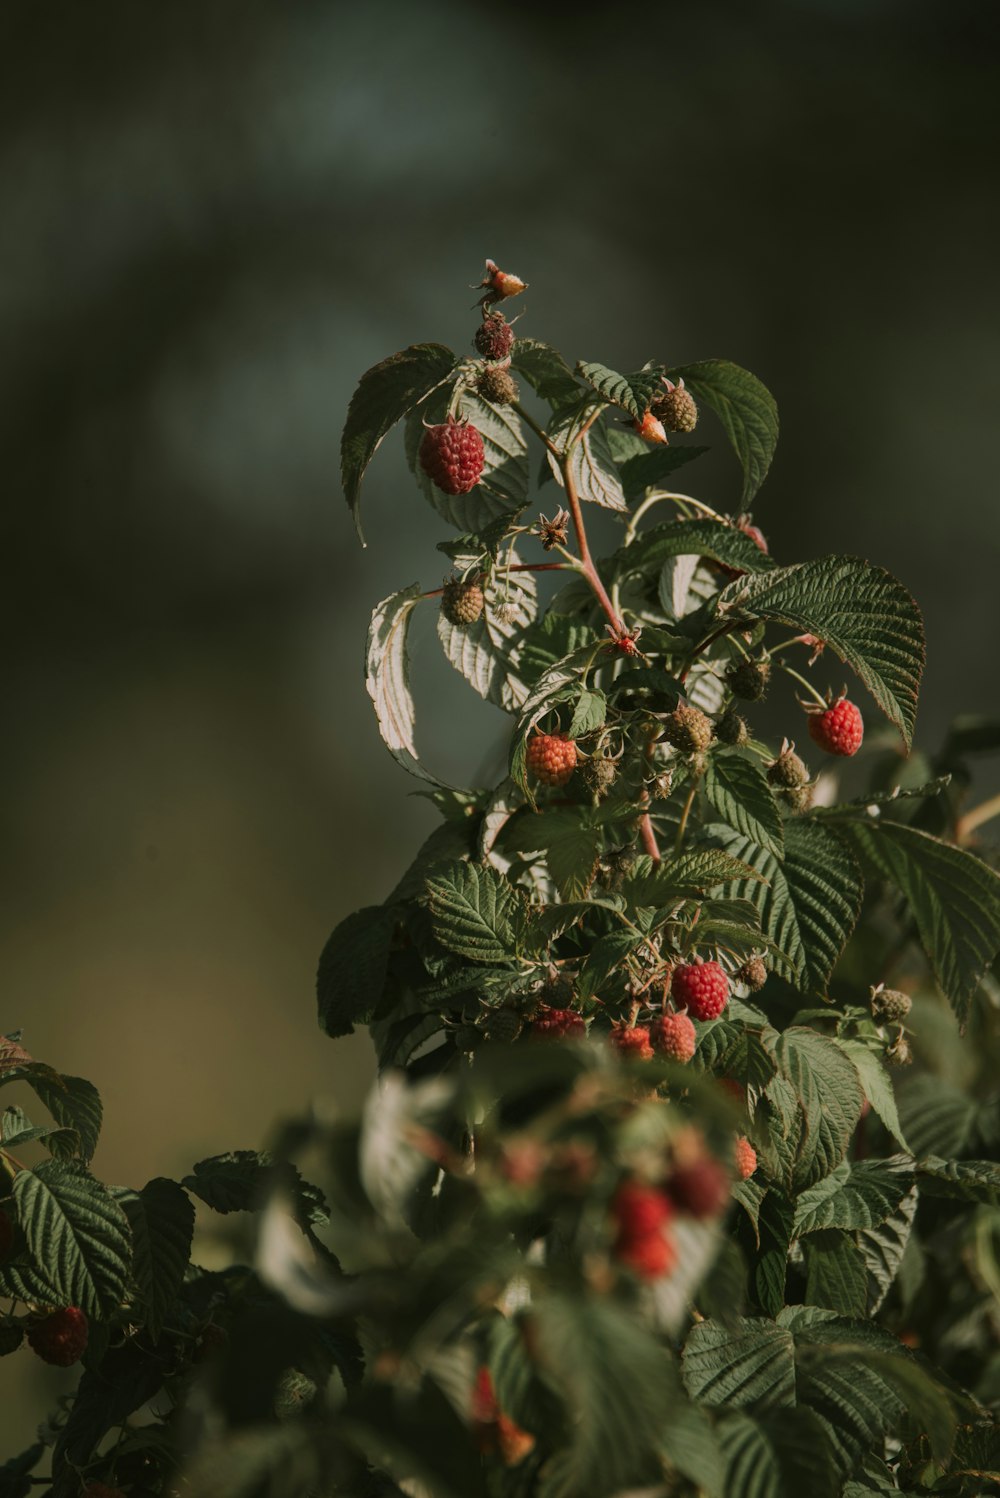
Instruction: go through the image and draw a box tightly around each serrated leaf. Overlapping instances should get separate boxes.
[617,445,711,502]
[682,1317,796,1411]
[897,1074,979,1159]
[119,1178,195,1338]
[12,1161,131,1318]
[567,687,606,738]
[672,359,779,505]
[795,1158,913,1235]
[341,343,456,542]
[547,399,627,512]
[717,1409,841,1498]
[436,554,538,710]
[834,1039,908,1150]
[1,1064,103,1161]
[366,584,450,787]
[614,517,778,578]
[576,359,664,421]
[511,338,580,409]
[705,752,784,859]
[755,1188,796,1316]
[917,1155,1000,1201]
[182,1152,328,1231]
[501,809,603,902]
[839,819,1000,1025]
[625,847,767,907]
[718,556,925,746]
[775,1028,865,1188]
[715,820,862,992]
[425,862,518,963]
[859,1184,917,1312]
[1,1105,79,1158]
[316,904,395,1039]
[508,642,600,794]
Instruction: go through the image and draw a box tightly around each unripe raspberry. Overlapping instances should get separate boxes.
[0,1321,23,1356]
[531,1008,586,1040]
[886,1033,913,1067]
[780,783,815,815]
[526,732,577,787]
[671,960,730,1021]
[767,743,809,788]
[715,707,749,747]
[598,845,638,892]
[633,410,669,444]
[27,1306,88,1367]
[736,956,768,993]
[537,970,575,1008]
[482,1007,523,1044]
[474,311,515,362]
[649,1012,697,1063]
[727,658,770,702]
[668,1158,730,1218]
[419,415,486,495]
[660,705,713,754]
[734,1136,758,1180]
[651,378,698,433]
[476,364,519,407]
[609,1022,653,1061]
[870,985,912,1024]
[440,577,486,626]
[454,1024,481,1053]
[582,754,617,798]
[806,696,864,757]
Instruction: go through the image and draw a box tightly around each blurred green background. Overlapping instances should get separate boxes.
[2,0,999,1445]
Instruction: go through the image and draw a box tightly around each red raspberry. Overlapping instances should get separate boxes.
[0,1209,14,1262]
[474,311,515,362]
[609,1023,654,1061]
[526,732,577,788]
[668,1158,730,1218]
[418,415,485,495]
[671,960,730,1021]
[806,696,864,757]
[718,1077,746,1107]
[633,410,668,444]
[612,1180,672,1239]
[734,1136,758,1180]
[615,1229,677,1279]
[531,1007,586,1040]
[27,1306,88,1366]
[649,1012,697,1063]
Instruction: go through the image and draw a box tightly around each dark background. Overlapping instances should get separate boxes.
[2,0,998,1438]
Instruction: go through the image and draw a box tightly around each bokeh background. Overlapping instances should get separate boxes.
[2,0,999,1445]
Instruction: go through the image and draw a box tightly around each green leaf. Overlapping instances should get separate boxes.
[838,819,1000,1025]
[794,1157,914,1235]
[317,904,395,1039]
[717,1409,840,1498]
[683,1317,796,1411]
[803,1230,869,1316]
[917,1155,1000,1201]
[717,556,925,746]
[501,809,603,902]
[436,554,538,710]
[625,847,768,907]
[0,1105,79,1158]
[704,752,784,859]
[0,1064,103,1161]
[568,687,606,738]
[341,343,456,543]
[425,862,519,963]
[859,1184,917,1312]
[617,445,711,502]
[118,1178,195,1338]
[671,359,779,505]
[834,1039,909,1150]
[547,399,627,512]
[576,359,663,421]
[366,584,450,787]
[795,1337,955,1466]
[715,820,863,992]
[754,1188,795,1316]
[775,1028,865,1188]
[12,1161,131,1318]
[508,642,600,793]
[613,517,777,578]
[515,614,599,686]
[511,338,580,409]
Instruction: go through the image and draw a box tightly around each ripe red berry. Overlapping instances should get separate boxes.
[526,732,577,788]
[418,415,486,495]
[668,1157,730,1218]
[609,1022,654,1060]
[27,1306,88,1366]
[649,1012,697,1063]
[615,1229,677,1280]
[734,1136,758,1180]
[671,960,730,1021]
[806,697,864,757]
[531,1007,586,1040]
[612,1180,672,1239]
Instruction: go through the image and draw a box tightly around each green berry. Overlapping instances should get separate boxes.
[871,986,912,1024]
[476,364,519,406]
[726,658,770,702]
[660,705,713,754]
[441,578,485,627]
[767,744,809,788]
[482,1008,523,1044]
[715,708,749,747]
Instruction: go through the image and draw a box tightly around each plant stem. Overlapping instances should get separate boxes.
[957,791,1000,841]
[640,812,662,862]
[560,455,623,633]
[511,400,560,458]
[674,782,699,855]
[679,622,739,683]
[776,659,828,707]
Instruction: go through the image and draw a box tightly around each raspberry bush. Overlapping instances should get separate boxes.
[2,261,1000,1497]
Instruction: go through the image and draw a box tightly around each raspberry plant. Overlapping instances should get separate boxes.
[2,263,1000,1498]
